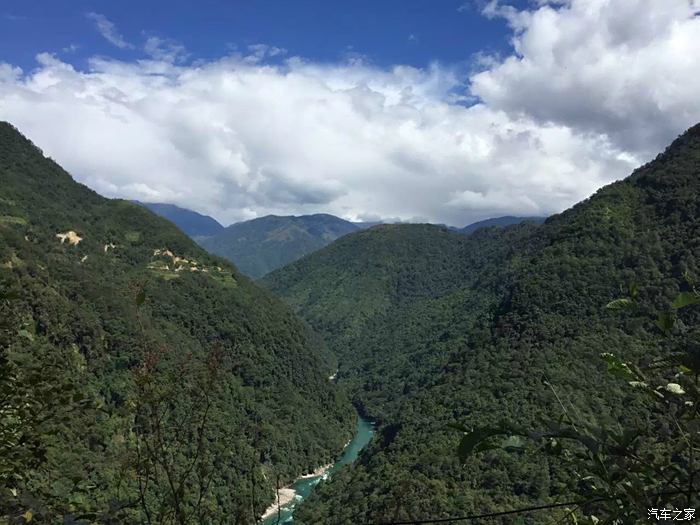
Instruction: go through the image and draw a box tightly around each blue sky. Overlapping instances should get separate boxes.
[1,0,522,72]
[1,1,699,226]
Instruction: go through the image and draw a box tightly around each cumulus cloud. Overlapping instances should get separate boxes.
[86,12,133,49]
[472,0,700,155]
[1,0,699,227]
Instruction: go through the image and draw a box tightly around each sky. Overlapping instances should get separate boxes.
[1,0,700,227]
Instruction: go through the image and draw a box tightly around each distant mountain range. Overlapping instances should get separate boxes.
[134,201,224,238]
[136,202,548,278]
[199,214,361,279]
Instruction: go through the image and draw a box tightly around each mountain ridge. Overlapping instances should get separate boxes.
[133,200,224,238]
[200,213,361,278]
[137,196,548,279]
[458,215,547,235]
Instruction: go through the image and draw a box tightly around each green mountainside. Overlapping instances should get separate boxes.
[200,214,360,279]
[0,122,353,524]
[134,201,225,239]
[263,124,700,523]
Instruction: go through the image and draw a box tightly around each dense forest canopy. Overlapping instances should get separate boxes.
[0,122,354,524]
[263,123,700,523]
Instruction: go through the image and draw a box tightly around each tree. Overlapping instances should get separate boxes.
[129,284,227,524]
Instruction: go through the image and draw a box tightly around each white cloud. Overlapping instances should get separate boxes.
[472,0,700,155]
[144,36,188,63]
[86,12,133,50]
[1,0,700,227]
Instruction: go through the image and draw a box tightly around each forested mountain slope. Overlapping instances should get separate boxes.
[264,221,540,419]
[263,124,700,523]
[0,122,353,524]
[200,214,359,278]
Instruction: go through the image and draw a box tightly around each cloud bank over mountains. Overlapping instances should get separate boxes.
[1,0,699,226]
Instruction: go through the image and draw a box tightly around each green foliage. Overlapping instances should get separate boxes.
[605,298,634,311]
[0,122,354,524]
[657,311,676,335]
[450,423,527,459]
[672,291,700,310]
[600,352,641,382]
[0,216,26,226]
[457,287,700,523]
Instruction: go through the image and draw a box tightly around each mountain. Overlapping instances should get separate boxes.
[0,122,353,523]
[263,124,700,523]
[459,215,547,235]
[200,214,360,279]
[351,220,384,229]
[134,201,224,239]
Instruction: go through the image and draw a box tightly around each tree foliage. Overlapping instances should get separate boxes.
[456,284,700,523]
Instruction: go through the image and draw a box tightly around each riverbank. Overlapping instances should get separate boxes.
[260,488,297,521]
[260,462,331,519]
[259,416,374,524]
[299,463,332,479]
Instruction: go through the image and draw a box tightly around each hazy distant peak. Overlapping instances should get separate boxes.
[200,213,360,278]
[133,201,224,238]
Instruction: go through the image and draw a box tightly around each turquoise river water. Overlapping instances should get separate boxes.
[260,416,374,524]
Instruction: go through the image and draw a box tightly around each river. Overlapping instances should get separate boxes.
[260,416,374,524]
